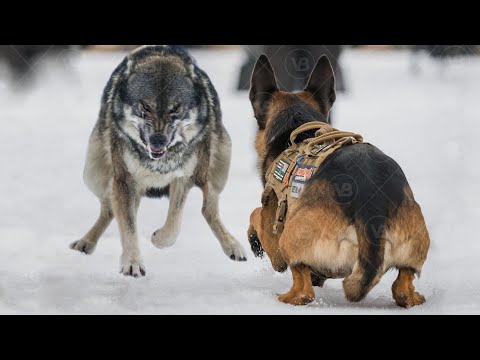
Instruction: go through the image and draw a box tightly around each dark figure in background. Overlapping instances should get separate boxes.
[0,45,88,85]
[413,45,477,58]
[238,45,346,92]
[238,45,347,123]
[1,46,59,77]
[410,45,479,73]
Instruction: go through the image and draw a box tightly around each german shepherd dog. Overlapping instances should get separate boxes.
[71,45,246,277]
[247,55,430,307]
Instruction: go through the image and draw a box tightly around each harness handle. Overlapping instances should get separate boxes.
[289,121,336,145]
[305,132,363,154]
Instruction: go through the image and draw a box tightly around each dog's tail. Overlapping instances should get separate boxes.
[343,208,387,302]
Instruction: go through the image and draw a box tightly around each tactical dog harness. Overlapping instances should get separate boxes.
[262,121,364,235]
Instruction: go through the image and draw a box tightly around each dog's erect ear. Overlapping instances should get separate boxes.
[249,55,278,129]
[304,55,336,114]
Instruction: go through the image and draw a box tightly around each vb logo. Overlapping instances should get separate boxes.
[370,223,387,239]
[364,216,388,244]
[285,49,315,80]
[335,183,353,197]
[330,174,358,205]
[291,57,311,72]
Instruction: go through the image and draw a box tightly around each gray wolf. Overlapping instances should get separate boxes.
[71,45,247,277]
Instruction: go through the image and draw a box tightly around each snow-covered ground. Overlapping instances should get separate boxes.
[0,47,479,314]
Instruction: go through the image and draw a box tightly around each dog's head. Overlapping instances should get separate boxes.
[249,54,336,179]
[114,50,205,160]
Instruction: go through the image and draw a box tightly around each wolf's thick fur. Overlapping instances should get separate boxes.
[71,45,246,277]
[248,55,430,307]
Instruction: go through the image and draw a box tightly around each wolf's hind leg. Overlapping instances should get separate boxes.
[70,201,113,254]
[152,178,192,249]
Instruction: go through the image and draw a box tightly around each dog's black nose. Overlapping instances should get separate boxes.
[149,134,167,152]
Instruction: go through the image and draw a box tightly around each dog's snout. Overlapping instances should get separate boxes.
[149,134,167,150]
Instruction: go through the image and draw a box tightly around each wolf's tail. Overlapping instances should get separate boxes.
[343,212,386,302]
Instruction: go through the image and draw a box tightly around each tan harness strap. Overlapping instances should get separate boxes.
[273,196,287,235]
[289,121,336,144]
[263,121,364,235]
[306,132,363,154]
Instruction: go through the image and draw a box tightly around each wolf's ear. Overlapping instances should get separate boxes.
[304,55,336,114]
[249,55,278,129]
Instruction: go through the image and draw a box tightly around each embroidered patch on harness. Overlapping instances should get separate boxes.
[273,159,290,182]
[291,164,315,198]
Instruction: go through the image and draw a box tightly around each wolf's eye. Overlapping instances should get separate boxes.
[169,104,181,115]
[139,102,153,118]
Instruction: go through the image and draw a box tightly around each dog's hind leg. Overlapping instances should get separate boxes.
[386,186,430,308]
[201,133,247,262]
[70,200,113,254]
[152,178,193,249]
[392,268,426,308]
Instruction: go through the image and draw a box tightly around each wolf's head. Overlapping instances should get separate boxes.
[112,46,207,160]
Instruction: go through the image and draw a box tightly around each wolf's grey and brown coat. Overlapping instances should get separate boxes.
[71,45,246,277]
[247,54,430,307]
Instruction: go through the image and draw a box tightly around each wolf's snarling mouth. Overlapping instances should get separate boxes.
[140,130,176,160]
[146,144,166,160]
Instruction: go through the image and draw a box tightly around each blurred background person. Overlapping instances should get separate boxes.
[237,45,347,123]
[410,45,479,73]
[0,45,90,87]
[237,45,347,93]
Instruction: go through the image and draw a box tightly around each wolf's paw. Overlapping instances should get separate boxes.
[70,239,96,254]
[120,258,146,278]
[151,227,178,249]
[221,240,247,262]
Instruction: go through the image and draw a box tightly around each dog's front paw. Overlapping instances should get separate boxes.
[151,227,179,249]
[277,291,314,306]
[120,257,146,278]
[70,239,96,254]
[394,291,426,308]
[221,240,247,262]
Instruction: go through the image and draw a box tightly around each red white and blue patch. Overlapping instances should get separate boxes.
[291,164,315,198]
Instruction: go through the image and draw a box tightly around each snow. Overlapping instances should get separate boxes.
[0,47,479,314]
